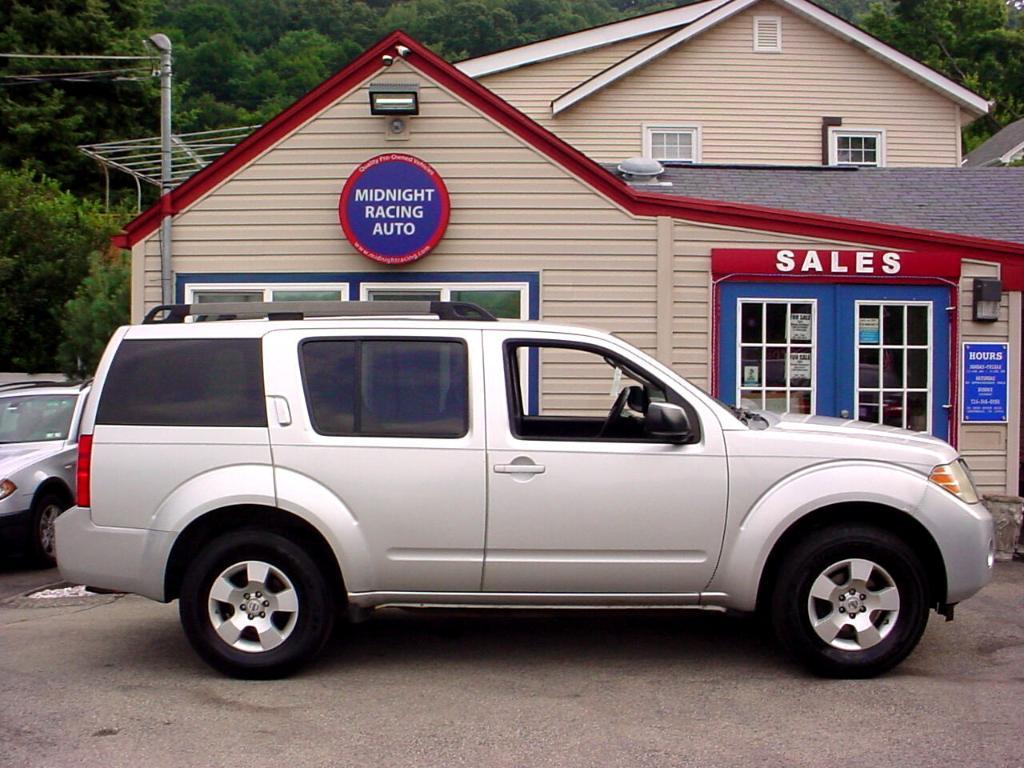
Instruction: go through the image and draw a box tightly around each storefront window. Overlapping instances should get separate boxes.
[856,302,930,432]
[737,300,815,414]
[188,284,347,304]
[362,283,527,320]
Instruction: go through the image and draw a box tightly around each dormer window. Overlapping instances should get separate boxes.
[753,16,782,53]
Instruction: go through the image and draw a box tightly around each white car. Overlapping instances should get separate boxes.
[57,301,994,679]
[0,381,90,566]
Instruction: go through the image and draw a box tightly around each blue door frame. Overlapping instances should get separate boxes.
[718,282,952,439]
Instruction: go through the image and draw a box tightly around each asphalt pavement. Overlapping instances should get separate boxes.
[0,561,1022,768]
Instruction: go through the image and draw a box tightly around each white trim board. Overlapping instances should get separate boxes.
[548,0,989,117]
[455,0,730,78]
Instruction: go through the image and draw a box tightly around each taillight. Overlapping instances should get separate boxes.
[77,434,93,507]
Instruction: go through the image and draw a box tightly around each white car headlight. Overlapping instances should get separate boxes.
[0,479,15,501]
[929,460,980,504]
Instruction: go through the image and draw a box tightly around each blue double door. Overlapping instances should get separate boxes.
[719,283,951,439]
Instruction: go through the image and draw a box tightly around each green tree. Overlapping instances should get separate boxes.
[0,0,158,199]
[57,249,130,378]
[862,0,1024,144]
[0,168,125,372]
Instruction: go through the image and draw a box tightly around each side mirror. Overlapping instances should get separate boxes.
[645,402,692,443]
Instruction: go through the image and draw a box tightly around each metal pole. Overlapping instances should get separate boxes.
[150,34,174,305]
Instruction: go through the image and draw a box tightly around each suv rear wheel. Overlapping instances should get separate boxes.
[179,530,335,679]
[770,524,930,678]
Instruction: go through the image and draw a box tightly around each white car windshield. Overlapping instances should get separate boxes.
[0,394,77,443]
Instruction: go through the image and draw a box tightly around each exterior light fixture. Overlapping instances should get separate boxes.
[972,277,1002,322]
[368,83,419,116]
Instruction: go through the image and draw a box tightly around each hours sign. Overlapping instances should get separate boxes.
[339,153,450,265]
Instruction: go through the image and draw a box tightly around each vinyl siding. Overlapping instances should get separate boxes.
[958,261,1012,494]
[481,0,961,167]
[135,61,659,416]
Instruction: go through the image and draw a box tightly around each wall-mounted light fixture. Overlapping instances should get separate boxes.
[368,83,419,116]
[972,277,1002,322]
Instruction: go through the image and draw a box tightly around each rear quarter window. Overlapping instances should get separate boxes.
[96,339,266,427]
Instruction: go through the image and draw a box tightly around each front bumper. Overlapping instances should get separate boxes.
[917,484,995,604]
[55,506,173,601]
[0,507,32,551]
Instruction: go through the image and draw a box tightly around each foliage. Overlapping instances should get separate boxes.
[57,249,131,378]
[0,0,158,199]
[0,168,125,372]
[861,0,1024,143]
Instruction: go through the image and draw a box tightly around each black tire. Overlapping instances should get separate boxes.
[770,524,930,678]
[29,492,69,568]
[179,530,335,679]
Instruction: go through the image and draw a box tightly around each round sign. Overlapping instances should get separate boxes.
[338,153,450,265]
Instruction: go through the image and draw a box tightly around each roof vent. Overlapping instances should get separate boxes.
[617,156,664,182]
[754,16,782,52]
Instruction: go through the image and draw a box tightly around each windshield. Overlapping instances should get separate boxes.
[0,393,78,443]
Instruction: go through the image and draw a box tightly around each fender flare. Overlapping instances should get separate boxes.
[708,461,933,611]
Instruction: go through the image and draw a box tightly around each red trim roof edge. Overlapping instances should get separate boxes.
[114,29,1024,273]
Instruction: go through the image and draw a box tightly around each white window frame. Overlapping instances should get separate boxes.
[642,124,702,163]
[828,128,887,168]
[853,300,933,433]
[753,16,783,53]
[184,282,350,303]
[359,281,530,320]
[736,298,817,415]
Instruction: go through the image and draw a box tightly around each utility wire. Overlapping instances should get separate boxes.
[0,53,157,61]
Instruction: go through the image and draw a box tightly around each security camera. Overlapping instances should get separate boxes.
[396,45,410,58]
[381,53,394,66]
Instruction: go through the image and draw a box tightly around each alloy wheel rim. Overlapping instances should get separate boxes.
[806,557,900,651]
[38,504,61,558]
[207,560,299,653]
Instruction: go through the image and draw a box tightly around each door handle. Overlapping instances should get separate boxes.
[493,463,546,475]
[270,396,292,426]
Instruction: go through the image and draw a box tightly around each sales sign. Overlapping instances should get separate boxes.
[339,153,450,265]
[962,342,1009,423]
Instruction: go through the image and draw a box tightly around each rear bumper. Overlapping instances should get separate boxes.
[55,506,172,601]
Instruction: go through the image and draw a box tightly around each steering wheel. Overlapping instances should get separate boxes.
[598,386,632,438]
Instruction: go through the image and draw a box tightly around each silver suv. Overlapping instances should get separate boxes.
[1,380,90,566]
[57,302,994,679]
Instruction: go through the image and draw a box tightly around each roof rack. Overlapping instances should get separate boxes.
[0,380,65,392]
[0,379,89,392]
[143,300,499,324]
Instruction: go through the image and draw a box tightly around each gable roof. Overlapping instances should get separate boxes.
[114,30,1024,286]
[459,0,989,117]
[617,165,1024,244]
[455,0,730,78]
[963,118,1024,167]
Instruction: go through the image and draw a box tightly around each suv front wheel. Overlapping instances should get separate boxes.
[770,524,930,678]
[179,530,335,679]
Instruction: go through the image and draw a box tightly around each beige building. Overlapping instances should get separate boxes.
[114,10,1024,495]
[462,0,988,167]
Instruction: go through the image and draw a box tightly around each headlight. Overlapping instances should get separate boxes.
[0,479,15,501]
[929,460,980,504]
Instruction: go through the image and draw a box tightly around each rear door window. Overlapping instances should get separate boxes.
[301,339,468,438]
[96,339,266,427]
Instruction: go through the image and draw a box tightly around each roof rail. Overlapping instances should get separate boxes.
[143,300,499,324]
[0,380,66,392]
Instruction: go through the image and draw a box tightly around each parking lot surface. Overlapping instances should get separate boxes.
[0,562,1021,768]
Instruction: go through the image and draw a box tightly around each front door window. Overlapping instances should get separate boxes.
[855,303,931,432]
[738,300,815,414]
